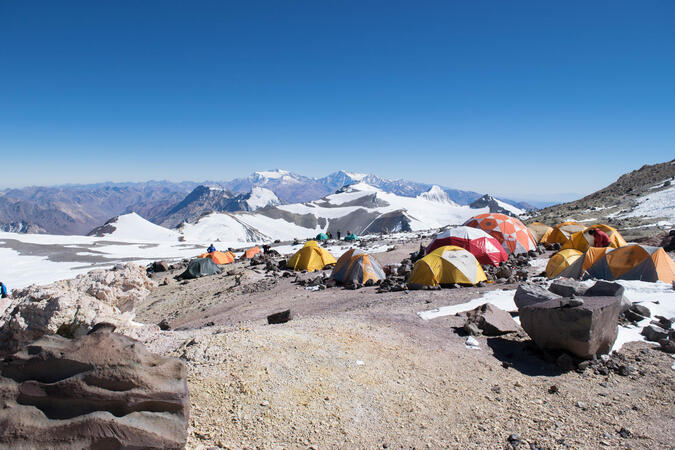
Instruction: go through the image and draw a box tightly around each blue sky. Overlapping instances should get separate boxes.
[0,1,673,199]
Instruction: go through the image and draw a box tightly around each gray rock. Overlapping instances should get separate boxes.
[152,260,169,272]
[496,265,513,280]
[548,278,588,298]
[519,296,621,359]
[463,303,521,336]
[624,309,647,323]
[463,321,481,336]
[514,282,562,309]
[630,303,651,318]
[0,327,189,448]
[585,280,630,313]
[641,324,669,342]
[658,339,675,353]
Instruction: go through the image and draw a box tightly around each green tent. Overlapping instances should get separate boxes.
[344,233,358,241]
[179,258,222,279]
[316,232,329,241]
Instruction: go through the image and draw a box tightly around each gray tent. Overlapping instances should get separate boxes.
[179,258,222,279]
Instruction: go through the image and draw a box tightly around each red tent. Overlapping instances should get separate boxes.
[426,226,508,266]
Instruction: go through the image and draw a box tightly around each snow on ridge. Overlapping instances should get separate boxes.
[245,187,280,210]
[253,169,290,179]
[416,185,456,205]
[494,197,525,215]
[101,213,180,242]
[619,184,675,225]
[344,171,367,181]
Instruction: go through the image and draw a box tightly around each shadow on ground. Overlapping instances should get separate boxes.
[487,337,565,377]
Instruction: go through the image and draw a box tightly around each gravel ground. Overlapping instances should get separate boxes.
[134,238,675,449]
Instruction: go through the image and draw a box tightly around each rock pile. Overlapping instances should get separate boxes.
[0,325,189,449]
[0,263,156,354]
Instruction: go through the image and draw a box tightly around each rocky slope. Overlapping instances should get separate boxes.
[527,159,675,241]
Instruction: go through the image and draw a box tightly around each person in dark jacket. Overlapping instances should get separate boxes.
[588,229,610,247]
[207,244,216,253]
[337,230,341,240]
[0,282,7,298]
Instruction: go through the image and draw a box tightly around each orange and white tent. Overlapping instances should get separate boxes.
[331,248,386,285]
[464,213,537,255]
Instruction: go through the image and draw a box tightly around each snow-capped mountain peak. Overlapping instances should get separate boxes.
[244,187,281,210]
[250,169,291,181]
[416,185,457,205]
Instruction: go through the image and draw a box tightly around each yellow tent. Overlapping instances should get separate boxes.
[408,245,487,286]
[542,221,585,245]
[555,244,674,283]
[545,249,583,278]
[527,222,553,243]
[287,240,337,272]
[198,251,235,265]
[562,224,627,252]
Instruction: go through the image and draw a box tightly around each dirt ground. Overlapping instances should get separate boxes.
[136,239,675,449]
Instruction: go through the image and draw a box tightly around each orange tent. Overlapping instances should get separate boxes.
[543,221,585,245]
[243,246,262,259]
[199,251,235,265]
[562,224,627,252]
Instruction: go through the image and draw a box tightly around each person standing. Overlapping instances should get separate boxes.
[337,230,341,240]
[588,228,610,247]
[0,281,7,298]
[207,243,216,253]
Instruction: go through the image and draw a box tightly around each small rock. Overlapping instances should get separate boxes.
[157,319,171,331]
[576,401,587,410]
[548,384,559,394]
[641,324,669,342]
[267,309,292,325]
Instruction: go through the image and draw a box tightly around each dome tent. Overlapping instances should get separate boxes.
[287,241,337,272]
[179,258,222,279]
[331,248,386,285]
[543,221,585,245]
[545,249,583,279]
[527,222,553,243]
[243,246,262,259]
[316,233,329,241]
[463,213,537,255]
[408,246,487,286]
[426,226,507,266]
[198,251,235,265]
[555,244,674,283]
[562,224,627,252]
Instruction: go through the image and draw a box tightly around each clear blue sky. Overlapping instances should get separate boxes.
[1,1,673,199]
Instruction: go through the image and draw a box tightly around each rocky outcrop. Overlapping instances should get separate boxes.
[0,325,189,449]
[0,264,156,353]
[519,296,621,359]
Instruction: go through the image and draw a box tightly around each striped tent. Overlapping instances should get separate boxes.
[331,248,385,285]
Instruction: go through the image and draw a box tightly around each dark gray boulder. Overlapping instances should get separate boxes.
[0,326,189,449]
[514,282,562,309]
[641,324,669,342]
[548,278,588,298]
[519,296,621,359]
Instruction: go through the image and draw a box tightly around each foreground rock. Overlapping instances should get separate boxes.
[519,296,621,359]
[0,325,189,449]
[0,264,156,353]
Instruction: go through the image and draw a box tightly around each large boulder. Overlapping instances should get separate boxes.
[514,282,562,309]
[462,303,521,336]
[0,326,189,449]
[548,278,588,298]
[519,296,621,359]
[585,280,631,313]
[0,264,156,354]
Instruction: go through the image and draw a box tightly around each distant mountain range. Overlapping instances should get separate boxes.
[0,169,541,235]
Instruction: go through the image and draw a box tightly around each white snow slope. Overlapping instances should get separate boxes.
[100,212,181,241]
[245,187,281,210]
[618,184,675,226]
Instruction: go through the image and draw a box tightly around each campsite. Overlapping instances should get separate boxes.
[1,2,674,448]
